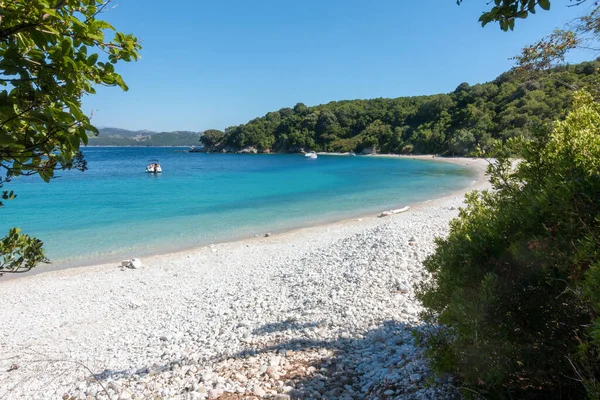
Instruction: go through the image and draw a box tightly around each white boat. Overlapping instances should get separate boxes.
[146,159,162,173]
[305,151,318,159]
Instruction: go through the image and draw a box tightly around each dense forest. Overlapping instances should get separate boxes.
[203,60,600,155]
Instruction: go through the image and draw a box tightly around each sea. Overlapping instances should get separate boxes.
[0,147,476,268]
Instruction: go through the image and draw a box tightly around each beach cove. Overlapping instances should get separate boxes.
[0,157,488,399]
[0,148,477,270]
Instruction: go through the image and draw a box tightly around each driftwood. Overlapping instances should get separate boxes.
[378,206,410,218]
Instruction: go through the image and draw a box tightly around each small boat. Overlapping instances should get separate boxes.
[189,145,204,153]
[305,151,318,159]
[348,152,356,156]
[146,159,162,173]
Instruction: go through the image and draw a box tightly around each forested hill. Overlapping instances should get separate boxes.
[88,128,200,146]
[210,60,600,155]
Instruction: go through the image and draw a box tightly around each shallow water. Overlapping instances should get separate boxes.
[1,148,475,266]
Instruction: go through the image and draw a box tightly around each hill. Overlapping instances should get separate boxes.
[207,60,600,155]
[87,128,200,146]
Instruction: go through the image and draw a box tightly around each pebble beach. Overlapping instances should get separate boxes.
[0,157,489,400]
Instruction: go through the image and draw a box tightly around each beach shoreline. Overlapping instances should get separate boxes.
[0,157,491,399]
[10,156,489,280]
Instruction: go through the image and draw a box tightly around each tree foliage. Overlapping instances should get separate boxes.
[459,0,600,72]
[0,228,48,274]
[199,129,225,148]
[0,0,140,274]
[416,91,600,398]
[208,61,600,155]
[513,5,600,73]
[457,0,589,32]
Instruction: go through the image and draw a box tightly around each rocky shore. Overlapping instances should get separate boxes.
[0,159,489,399]
[192,144,375,155]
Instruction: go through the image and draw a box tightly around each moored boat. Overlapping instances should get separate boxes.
[305,151,318,159]
[146,159,162,173]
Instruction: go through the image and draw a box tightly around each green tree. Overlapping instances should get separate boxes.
[417,91,600,398]
[360,119,393,152]
[0,0,140,275]
[417,5,600,397]
[459,0,599,73]
[457,0,554,31]
[220,58,600,155]
[200,129,225,148]
[293,102,309,116]
[447,129,475,155]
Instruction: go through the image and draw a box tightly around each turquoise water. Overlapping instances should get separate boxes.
[0,148,475,266]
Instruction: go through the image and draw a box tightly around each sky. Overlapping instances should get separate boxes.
[83,0,595,132]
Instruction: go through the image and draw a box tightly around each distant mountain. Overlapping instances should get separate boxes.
[94,127,156,138]
[87,128,201,146]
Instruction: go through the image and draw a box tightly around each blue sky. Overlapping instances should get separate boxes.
[84,0,593,132]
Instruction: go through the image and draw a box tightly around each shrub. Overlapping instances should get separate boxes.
[329,136,362,153]
[417,91,600,398]
[400,144,414,154]
[200,129,225,148]
[0,228,48,275]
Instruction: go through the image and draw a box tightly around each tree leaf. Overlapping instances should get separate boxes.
[538,0,550,11]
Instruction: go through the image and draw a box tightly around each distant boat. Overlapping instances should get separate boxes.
[348,152,356,156]
[305,151,318,159]
[189,146,204,153]
[146,159,162,173]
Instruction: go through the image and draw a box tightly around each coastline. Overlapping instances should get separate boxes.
[0,157,491,399]
[10,156,489,279]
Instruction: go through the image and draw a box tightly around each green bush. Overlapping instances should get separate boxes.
[417,91,600,398]
[0,228,48,275]
[400,144,414,154]
[329,136,362,153]
[200,129,225,148]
